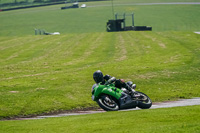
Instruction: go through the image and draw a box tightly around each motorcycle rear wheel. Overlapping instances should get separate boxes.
[97,94,119,111]
[135,91,152,109]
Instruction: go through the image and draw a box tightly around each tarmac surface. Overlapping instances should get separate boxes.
[13,97,199,120]
[88,2,200,8]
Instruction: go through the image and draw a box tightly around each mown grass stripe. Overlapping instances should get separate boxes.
[0,33,200,118]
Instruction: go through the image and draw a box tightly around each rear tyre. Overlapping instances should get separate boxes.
[97,94,119,111]
[135,91,152,109]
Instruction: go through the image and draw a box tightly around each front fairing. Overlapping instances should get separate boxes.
[92,83,123,101]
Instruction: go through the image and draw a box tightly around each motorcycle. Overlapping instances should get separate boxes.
[91,80,152,111]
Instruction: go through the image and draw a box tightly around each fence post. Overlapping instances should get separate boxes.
[35,29,37,35]
[123,13,126,28]
[132,13,134,26]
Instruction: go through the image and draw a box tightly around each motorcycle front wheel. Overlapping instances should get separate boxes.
[135,91,152,109]
[97,94,119,111]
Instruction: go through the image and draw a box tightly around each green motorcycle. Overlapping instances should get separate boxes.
[91,81,152,111]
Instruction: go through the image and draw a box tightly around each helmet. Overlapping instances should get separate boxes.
[93,70,104,83]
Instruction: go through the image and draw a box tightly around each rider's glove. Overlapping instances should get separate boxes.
[104,75,111,80]
[107,77,116,84]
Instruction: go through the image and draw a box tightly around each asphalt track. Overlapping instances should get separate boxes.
[88,2,200,8]
[22,98,200,120]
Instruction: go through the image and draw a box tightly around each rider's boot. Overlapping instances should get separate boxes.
[131,84,136,90]
[126,85,136,98]
[129,90,136,99]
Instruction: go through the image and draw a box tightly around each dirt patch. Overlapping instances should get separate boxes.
[9,91,19,93]
[158,43,166,48]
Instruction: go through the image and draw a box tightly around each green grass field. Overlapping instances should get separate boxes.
[0,1,200,36]
[0,0,200,132]
[0,31,200,119]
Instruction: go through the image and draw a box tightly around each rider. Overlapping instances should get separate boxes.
[93,70,136,97]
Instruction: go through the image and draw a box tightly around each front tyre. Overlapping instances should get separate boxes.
[97,95,119,111]
[135,91,152,109]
